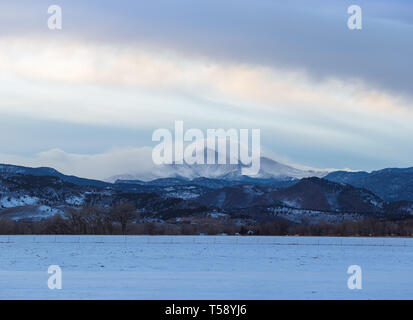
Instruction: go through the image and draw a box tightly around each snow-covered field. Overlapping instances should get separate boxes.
[0,235,412,299]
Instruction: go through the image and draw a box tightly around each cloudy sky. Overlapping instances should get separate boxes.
[0,0,412,179]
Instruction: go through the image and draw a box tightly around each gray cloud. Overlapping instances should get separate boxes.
[1,0,412,97]
[1,0,413,173]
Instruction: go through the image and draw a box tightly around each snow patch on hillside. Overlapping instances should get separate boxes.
[0,195,39,208]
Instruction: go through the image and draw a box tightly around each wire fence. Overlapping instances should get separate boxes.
[0,235,412,247]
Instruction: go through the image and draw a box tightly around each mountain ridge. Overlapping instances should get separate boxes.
[325,167,413,202]
[107,155,328,182]
[0,163,413,223]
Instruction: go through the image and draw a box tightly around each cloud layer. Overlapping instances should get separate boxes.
[0,148,154,181]
[0,0,412,175]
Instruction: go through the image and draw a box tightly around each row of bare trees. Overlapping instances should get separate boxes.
[1,205,413,236]
[67,202,137,234]
[0,202,138,235]
[254,218,413,237]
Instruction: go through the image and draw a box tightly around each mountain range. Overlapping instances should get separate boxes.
[1,160,413,224]
[107,154,327,182]
[325,168,413,202]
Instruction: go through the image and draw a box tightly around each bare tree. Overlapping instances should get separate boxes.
[110,202,138,235]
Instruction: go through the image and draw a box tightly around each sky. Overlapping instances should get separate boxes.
[0,0,412,180]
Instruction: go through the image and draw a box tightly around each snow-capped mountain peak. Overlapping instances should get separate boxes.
[107,152,327,182]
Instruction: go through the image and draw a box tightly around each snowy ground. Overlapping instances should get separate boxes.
[0,235,412,299]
